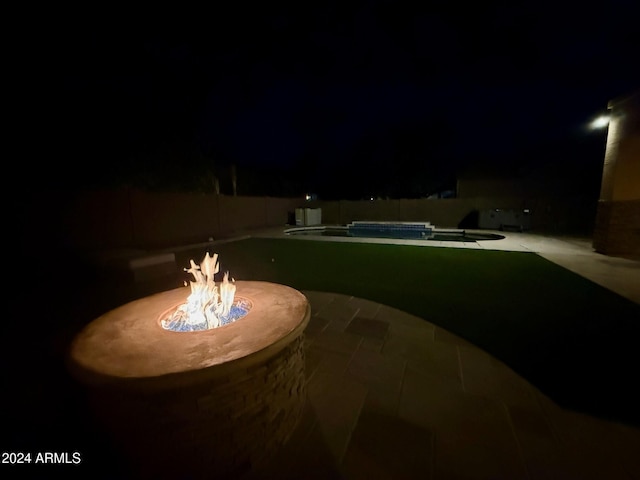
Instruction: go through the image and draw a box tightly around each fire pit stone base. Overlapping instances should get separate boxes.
[90,335,306,478]
[69,281,310,479]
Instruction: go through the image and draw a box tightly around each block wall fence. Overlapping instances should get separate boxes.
[23,188,598,254]
[23,190,301,252]
[308,196,596,234]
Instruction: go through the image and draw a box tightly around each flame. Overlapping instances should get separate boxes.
[161,252,236,330]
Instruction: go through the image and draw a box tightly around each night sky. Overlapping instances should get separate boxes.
[38,2,639,199]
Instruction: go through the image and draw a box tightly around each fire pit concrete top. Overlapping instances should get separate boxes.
[69,281,310,388]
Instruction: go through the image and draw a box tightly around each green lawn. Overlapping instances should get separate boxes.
[177,238,640,427]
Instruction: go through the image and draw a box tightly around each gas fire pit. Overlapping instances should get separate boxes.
[68,253,310,479]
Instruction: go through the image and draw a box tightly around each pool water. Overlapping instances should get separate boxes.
[286,227,505,242]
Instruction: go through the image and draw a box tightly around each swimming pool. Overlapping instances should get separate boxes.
[284,226,505,242]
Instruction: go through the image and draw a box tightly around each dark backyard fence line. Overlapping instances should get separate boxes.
[23,189,596,254]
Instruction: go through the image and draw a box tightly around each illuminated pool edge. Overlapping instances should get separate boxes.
[284,225,505,242]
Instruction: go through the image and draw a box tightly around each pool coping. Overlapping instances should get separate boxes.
[283,224,502,243]
[257,224,526,251]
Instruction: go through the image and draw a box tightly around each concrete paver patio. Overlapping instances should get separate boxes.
[245,228,640,479]
[246,290,639,479]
